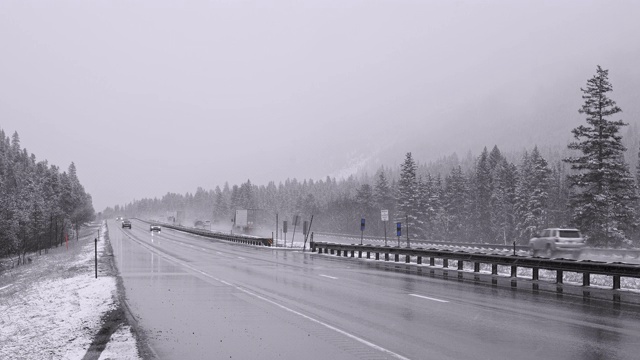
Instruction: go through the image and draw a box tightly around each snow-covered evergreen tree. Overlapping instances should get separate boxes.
[443,166,468,242]
[515,147,551,242]
[564,66,637,247]
[474,148,492,242]
[396,152,419,237]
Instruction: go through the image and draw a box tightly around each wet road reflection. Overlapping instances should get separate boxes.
[110,220,640,360]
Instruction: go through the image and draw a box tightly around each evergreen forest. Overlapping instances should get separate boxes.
[103,66,640,248]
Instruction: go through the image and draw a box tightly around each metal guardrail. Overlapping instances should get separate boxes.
[310,242,640,291]
[139,219,273,247]
[313,231,529,251]
[313,231,640,259]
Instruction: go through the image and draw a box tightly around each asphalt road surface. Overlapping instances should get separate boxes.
[109,220,640,360]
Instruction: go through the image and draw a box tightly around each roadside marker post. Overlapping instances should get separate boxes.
[360,218,365,245]
[381,210,389,246]
[396,222,401,247]
[94,237,98,279]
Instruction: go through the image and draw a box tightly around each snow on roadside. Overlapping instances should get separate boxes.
[0,222,140,360]
[98,324,140,360]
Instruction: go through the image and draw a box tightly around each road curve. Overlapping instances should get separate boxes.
[110,220,640,360]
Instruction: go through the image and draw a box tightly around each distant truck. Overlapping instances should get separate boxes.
[233,209,255,232]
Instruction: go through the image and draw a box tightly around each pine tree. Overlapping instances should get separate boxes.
[547,161,571,228]
[491,158,518,244]
[564,66,637,247]
[515,147,551,242]
[355,184,376,232]
[474,148,492,242]
[443,166,468,242]
[396,152,419,237]
[374,170,394,213]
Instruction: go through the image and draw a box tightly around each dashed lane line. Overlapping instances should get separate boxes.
[123,231,412,360]
[319,274,338,280]
[409,294,449,303]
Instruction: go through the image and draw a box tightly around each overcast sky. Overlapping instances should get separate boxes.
[1,0,639,211]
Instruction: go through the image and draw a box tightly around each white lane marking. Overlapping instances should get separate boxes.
[409,294,449,303]
[0,284,13,291]
[126,234,411,360]
[232,286,411,360]
[216,252,222,255]
[319,274,338,280]
[237,256,246,260]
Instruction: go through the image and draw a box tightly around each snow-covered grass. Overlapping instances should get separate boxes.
[0,222,140,360]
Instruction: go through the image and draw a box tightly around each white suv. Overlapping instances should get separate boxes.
[529,228,585,258]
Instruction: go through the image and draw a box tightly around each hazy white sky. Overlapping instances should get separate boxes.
[1,0,639,211]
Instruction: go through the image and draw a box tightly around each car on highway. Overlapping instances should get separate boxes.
[529,228,585,257]
[122,219,132,229]
[150,225,161,232]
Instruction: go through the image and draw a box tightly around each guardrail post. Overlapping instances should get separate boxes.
[532,268,539,281]
[405,255,410,263]
[474,262,480,272]
[395,254,399,262]
[351,250,355,258]
[376,252,380,260]
[556,270,563,284]
[417,256,422,264]
[511,266,517,278]
[385,253,389,261]
[613,275,621,290]
[458,261,464,271]
[430,257,435,266]
[443,259,449,268]
[330,249,334,255]
[367,251,370,259]
[358,250,362,258]
[491,264,498,275]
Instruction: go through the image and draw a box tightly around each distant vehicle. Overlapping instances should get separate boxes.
[529,228,585,257]
[122,219,132,229]
[150,225,161,232]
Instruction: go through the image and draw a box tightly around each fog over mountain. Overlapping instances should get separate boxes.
[1,1,639,211]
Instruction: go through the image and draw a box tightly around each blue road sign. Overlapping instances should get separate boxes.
[360,218,365,231]
[396,222,401,237]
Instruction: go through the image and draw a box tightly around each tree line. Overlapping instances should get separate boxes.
[0,130,95,264]
[107,66,638,248]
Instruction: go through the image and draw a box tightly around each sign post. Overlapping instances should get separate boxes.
[291,215,299,248]
[381,210,389,246]
[360,218,365,245]
[396,222,401,247]
[283,220,288,247]
[406,214,410,248]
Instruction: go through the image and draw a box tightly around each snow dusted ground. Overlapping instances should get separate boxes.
[0,222,140,360]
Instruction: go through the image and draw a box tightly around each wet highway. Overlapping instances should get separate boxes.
[110,220,640,360]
